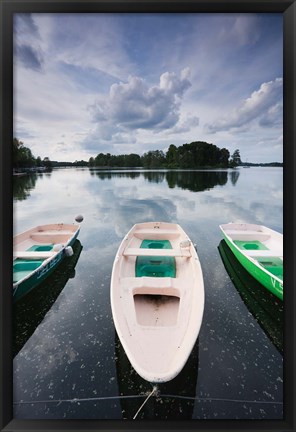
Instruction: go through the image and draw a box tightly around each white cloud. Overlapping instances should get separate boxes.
[14,14,44,71]
[168,114,200,134]
[35,13,135,82]
[259,102,282,127]
[206,78,283,133]
[88,69,192,143]
[13,13,283,162]
[219,15,261,47]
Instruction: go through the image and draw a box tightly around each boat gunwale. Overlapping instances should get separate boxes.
[13,223,79,246]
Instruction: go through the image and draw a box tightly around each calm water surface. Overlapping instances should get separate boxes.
[13,167,283,420]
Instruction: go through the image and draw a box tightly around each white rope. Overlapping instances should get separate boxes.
[13,392,283,407]
[159,394,283,405]
[133,386,158,419]
[13,394,146,406]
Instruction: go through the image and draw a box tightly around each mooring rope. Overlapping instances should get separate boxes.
[158,394,283,405]
[13,394,147,406]
[13,392,283,408]
[133,386,158,419]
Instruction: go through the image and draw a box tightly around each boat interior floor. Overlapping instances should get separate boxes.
[136,239,177,278]
[234,240,268,250]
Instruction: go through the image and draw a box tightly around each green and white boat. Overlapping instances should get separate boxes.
[219,223,283,300]
[13,217,83,302]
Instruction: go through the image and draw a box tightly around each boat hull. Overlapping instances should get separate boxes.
[218,240,283,354]
[111,221,204,383]
[13,239,83,356]
[220,224,283,300]
[13,224,80,302]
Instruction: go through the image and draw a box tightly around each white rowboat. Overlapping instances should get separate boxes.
[110,222,204,383]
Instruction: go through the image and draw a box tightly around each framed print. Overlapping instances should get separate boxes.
[1,0,295,431]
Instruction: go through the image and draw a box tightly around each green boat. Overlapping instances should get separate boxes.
[13,239,83,356]
[13,217,83,302]
[219,223,283,300]
[218,240,283,354]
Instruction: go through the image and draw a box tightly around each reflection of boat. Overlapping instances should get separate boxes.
[220,223,283,300]
[13,219,82,302]
[13,239,83,357]
[115,332,199,419]
[218,240,283,354]
[110,221,204,383]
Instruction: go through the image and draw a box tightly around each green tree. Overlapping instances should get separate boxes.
[166,144,178,168]
[95,153,106,166]
[89,157,95,167]
[13,138,36,168]
[43,157,52,168]
[125,153,141,167]
[229,149,241,167]
[36,156,42,167]
[141,150,166,168]
[219,148,230,167]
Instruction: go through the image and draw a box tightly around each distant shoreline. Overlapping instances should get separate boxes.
[13,163,283,173]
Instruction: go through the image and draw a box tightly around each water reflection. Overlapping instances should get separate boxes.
[13,167,283,420]
[166,170,230,191]
[14,169,240,203]
[143,171,166,183]
[13,173,38,201]
[13,171,53,201]
[115,333,199,420]
[13,240,83,357]
[89,170,141,180]
[88,169,234,192]
[218,240,283,354]
[230,170,240,186]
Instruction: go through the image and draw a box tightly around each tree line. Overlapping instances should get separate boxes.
[89,142,241,169]
[13,137,244,169]
[13,138,52,169]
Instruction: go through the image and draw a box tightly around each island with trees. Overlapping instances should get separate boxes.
[13,137,283,171]
[89,142,240,169]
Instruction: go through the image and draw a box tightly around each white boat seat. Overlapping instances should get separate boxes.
[225,230,265,235]
[121,276,174,290]
[123,248,191,257]
[120,276,193,289]
[134,229,180,239]
[31,231,75,236]
[243,250,283,258]
[226,230,270,241]
[14,251,56,260]
[120,276,192,296]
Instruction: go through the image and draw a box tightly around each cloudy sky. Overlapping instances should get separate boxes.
[13,13,283,163]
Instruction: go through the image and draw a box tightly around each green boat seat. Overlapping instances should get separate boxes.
[234,240,268,251]
[140,239,172,249]
[27,244,54,252]
[13,259,44,283]
[136,239,176,278]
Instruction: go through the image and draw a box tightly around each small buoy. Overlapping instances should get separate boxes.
[65,246,74,257]
[75,215,84,223]
[53,244,63,252]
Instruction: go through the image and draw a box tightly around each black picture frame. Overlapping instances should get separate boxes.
[1,1,295,431]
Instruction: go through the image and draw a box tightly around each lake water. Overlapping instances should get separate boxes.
[13,167,283,420]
